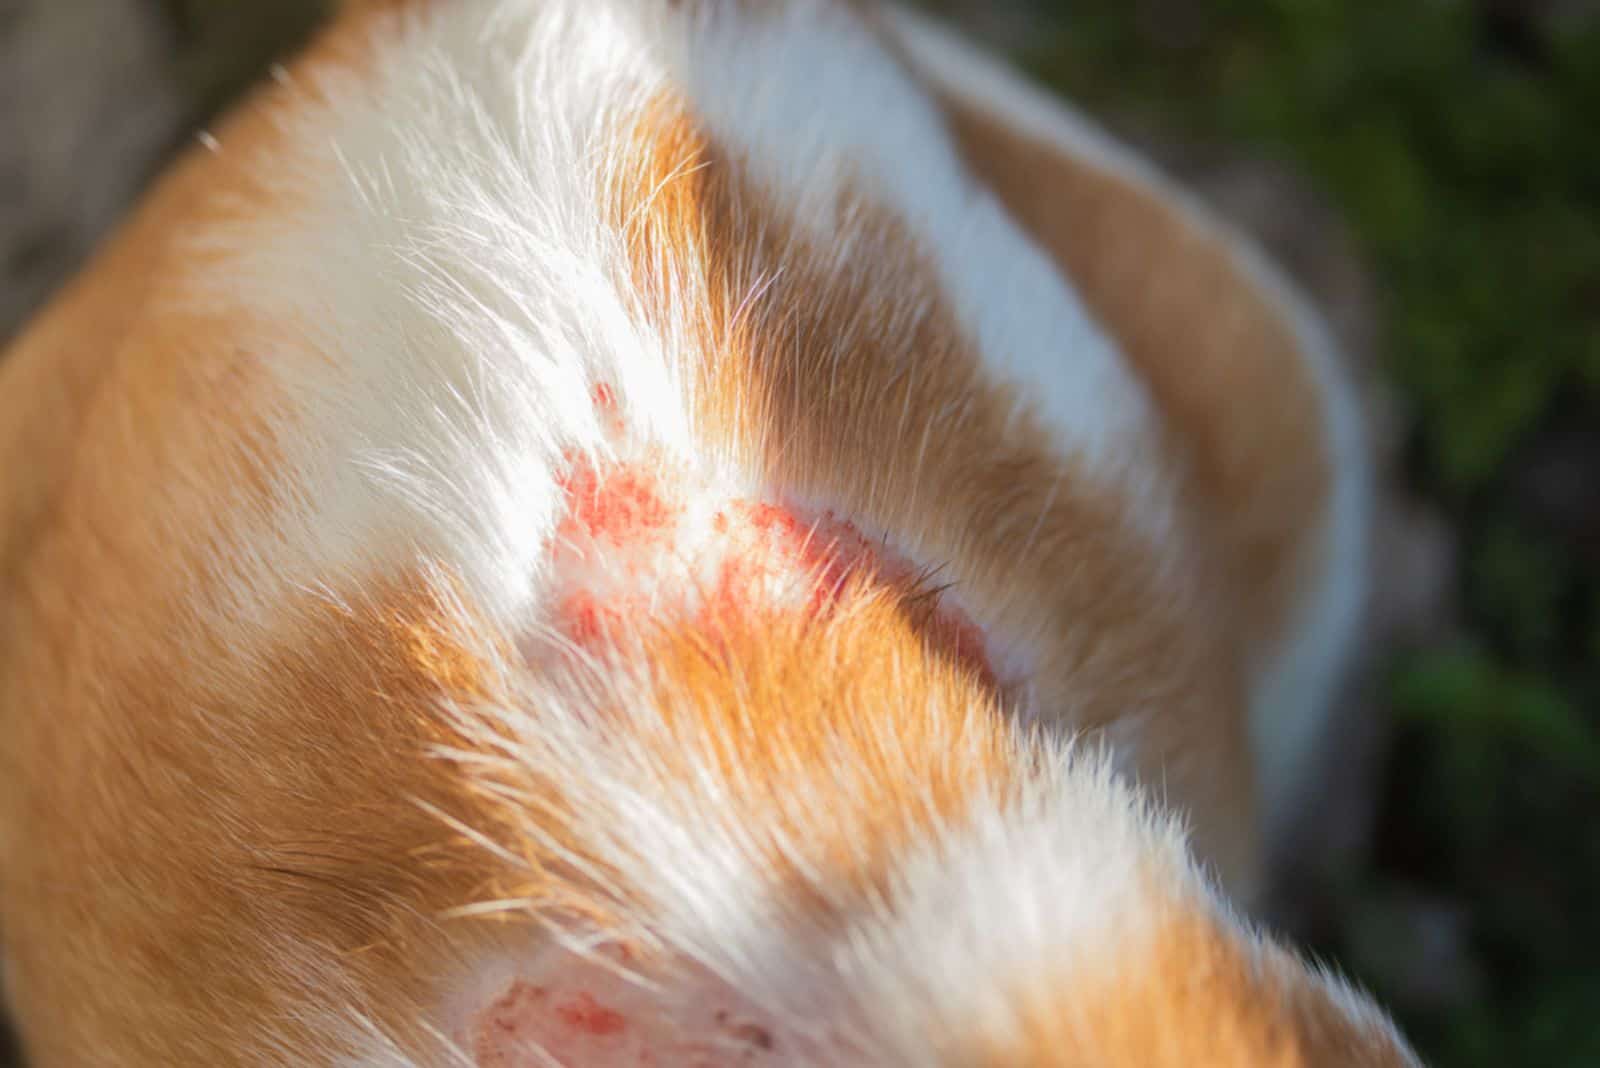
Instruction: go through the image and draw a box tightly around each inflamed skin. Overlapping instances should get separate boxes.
[0,1,1417,1065]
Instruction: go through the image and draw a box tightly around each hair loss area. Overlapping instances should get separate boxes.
[534,385,996,689]
[462,944,801,1068]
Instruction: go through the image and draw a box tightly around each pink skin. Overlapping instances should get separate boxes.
[469,949,788,1068]
[547,383,995,685]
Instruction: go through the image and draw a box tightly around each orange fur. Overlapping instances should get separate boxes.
[0,7,474,1061]
[965,900,1414,1067]
[615,89,1261,890]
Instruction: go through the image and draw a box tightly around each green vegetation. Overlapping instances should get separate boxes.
[1002,2,1599,1063]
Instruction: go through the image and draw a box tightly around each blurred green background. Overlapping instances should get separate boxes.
[4,1,1598,1065]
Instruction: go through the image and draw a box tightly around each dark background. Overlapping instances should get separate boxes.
[2,1,1597,1064]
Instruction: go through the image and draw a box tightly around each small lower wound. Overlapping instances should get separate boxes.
[471,968,784,1068]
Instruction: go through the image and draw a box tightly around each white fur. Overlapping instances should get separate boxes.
[196,1,704,635]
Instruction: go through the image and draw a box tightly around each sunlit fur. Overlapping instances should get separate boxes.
[0,1,1412,1065]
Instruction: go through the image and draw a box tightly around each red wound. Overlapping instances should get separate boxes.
[467,953,791,1068]
[559,462,675,547]
[555,991,628,1036]
[543,448,997,688]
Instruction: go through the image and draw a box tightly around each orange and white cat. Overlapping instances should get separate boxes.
[0,1,1417,1064]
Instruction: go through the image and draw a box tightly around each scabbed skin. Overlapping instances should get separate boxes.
[0,1,1413,1065]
